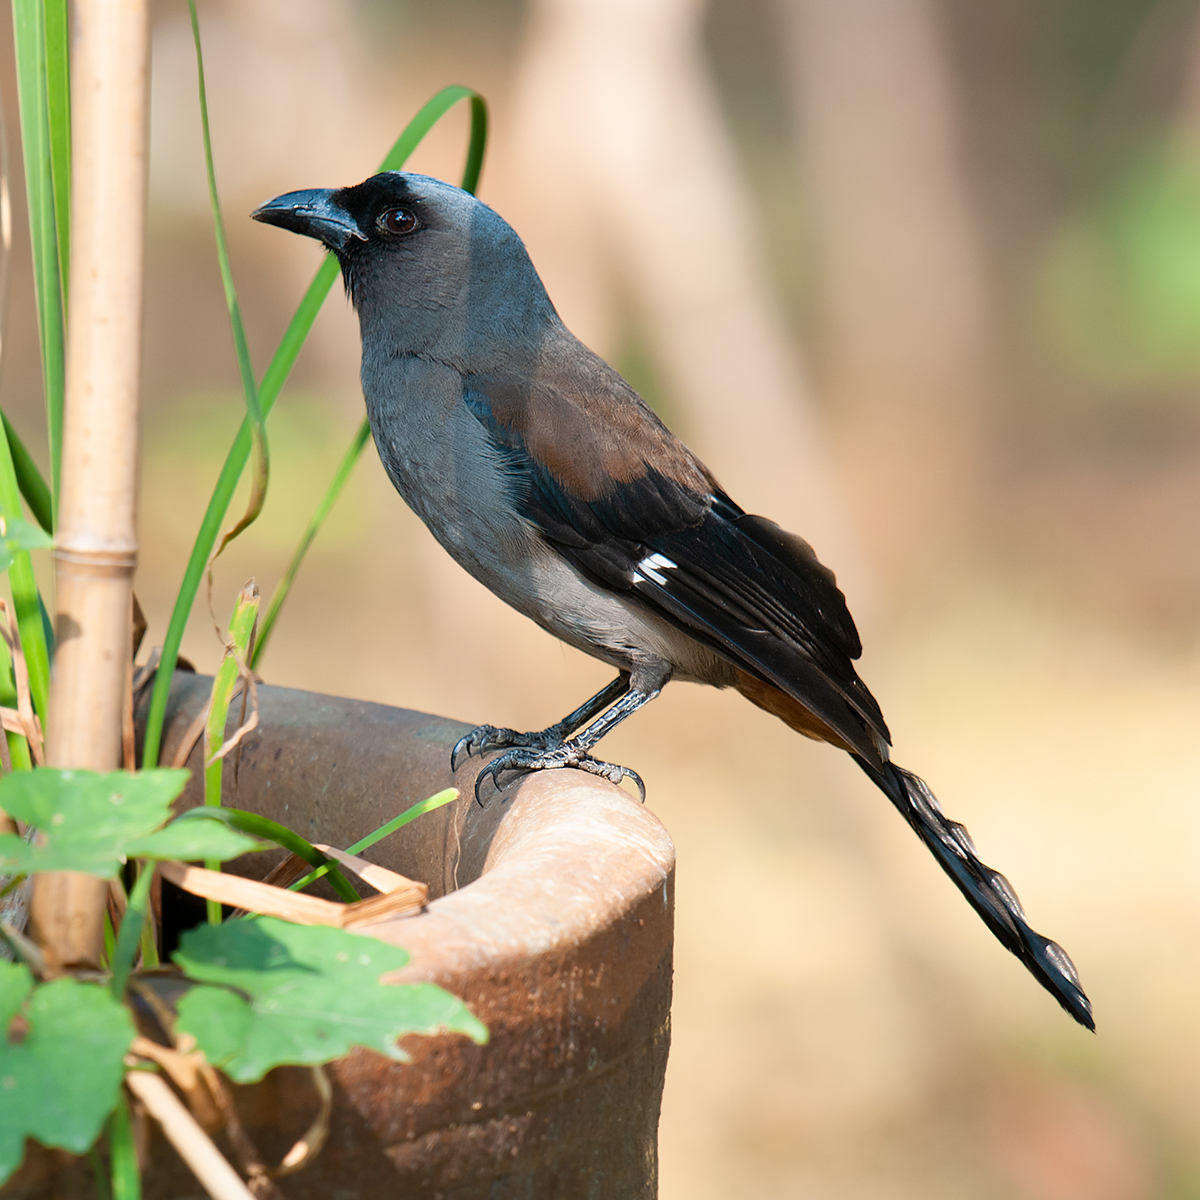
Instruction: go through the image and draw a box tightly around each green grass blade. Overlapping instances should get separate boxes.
[141,86,488,767]
[376,85,489,180]
[288,787,458,893]
[87,1147,113,1200]
[346,787,460,854]
[0,632,32,771]
[249,92,487,671]
[203,583,259,922]
[107,1093,142,1200]
[460,94,488,195]
[179,805,360,903]
[0,418,50,722]
[43,0,69,311]
[1,413,52,533]
[11,0,66,523]
[251,417,371,670]
[188,0,268,564]
[110,864,155,998]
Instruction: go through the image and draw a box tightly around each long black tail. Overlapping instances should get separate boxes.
[857,758,1094,1030]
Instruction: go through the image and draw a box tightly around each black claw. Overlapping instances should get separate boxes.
[473,760,499,804]
[626,767,647,803]
[451,734,470,773]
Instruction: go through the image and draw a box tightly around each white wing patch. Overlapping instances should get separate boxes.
[634,552,678,586]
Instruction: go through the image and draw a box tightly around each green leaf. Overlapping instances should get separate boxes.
[123,817,261,865]
[0,962,136,1184]
[0,768,190,877]
[174,917,488,1083]
[0,514,52,574]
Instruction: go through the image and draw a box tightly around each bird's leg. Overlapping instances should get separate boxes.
[451,672,631,772]
[472,663,669,803]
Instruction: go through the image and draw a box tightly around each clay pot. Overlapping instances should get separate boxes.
[142,674,676,1199]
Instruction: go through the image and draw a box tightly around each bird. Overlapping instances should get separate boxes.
[252,171,1093,1030]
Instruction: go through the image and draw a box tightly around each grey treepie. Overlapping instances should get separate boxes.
[253,171,1093,1029]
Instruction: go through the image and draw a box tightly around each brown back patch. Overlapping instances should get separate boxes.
[734,668,854,753]
[479,336,716,501]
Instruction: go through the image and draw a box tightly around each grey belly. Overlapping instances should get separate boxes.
[365,364,734,689]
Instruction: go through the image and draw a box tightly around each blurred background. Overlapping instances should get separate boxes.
[4,0,1200,1194]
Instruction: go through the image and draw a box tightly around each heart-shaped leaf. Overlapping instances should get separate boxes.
[0,961,136,1184]
[174,917,488,1083]
[0,769,259,877]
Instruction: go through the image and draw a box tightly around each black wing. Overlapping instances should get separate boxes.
[463,370,888,764]
[464,368,1095,1029]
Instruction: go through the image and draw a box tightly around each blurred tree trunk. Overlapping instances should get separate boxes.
[499,0,873,611]
[777,0,992,586]
[1175,3,1200,145]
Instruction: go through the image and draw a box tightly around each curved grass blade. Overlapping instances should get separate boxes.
[106,1093,140,1200]
[1,415,52,535]
[288,787,457,893]
[0,429,50,725]
[187,0,268,569]
[11,0,65,522]
[142,85,489,767]
[175,806,360,904]
[251,417,371,670]
[251,95,487,672]
[43,0,69,313]
[202,583,259,922]
[110,864,155,999]
[0,87,42,769]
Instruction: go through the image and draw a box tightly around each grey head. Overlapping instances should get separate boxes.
[252,172,561,369]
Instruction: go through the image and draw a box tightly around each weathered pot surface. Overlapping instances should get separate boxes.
[137,673,677,1199]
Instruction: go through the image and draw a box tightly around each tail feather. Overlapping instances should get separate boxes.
[858,759,1094,1031]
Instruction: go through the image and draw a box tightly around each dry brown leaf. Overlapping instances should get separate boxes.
[312,843,427,902]
[274,1066,332,1176]
[122,658,136,771]
[341,888,427,927]
[159,860,426,928]
[158,861,346,927]
[125,1069,256,1200]
[129,1034,222,1132]
[258,852,311,890]
[0,601,43,765]
[205,673,258,767]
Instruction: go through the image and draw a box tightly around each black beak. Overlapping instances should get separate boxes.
[251,188,365,252]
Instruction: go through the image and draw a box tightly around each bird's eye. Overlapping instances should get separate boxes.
[380,208,417,235]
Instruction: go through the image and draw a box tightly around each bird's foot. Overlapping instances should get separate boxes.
[450,723,568,772]
[471,741,646,805]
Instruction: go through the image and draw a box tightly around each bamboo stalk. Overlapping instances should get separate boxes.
[29,0,150,967]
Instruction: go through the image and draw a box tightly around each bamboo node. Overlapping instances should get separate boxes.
[53,546,138,569]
